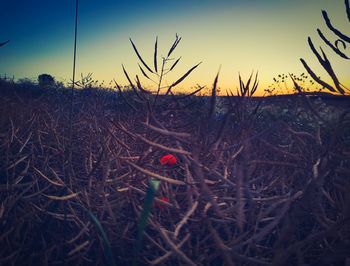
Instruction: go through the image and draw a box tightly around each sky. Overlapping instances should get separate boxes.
[0,0,349,95]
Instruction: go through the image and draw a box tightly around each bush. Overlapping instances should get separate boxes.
[38,73,55,88]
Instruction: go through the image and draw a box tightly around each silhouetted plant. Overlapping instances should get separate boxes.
[38,73,55,88]
[1,67,350,265]
[237,71,259,97]
[300,0,350,95]
[266,72,323,95]
[17,78,37,89]
[120,34,202,106]
[0,40,9,47]
[70,72,96,89]
[0,74,15,83]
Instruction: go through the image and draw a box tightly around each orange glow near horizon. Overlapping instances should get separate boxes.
[1,0,348,96]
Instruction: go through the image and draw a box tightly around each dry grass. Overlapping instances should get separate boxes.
[0,77,349,265]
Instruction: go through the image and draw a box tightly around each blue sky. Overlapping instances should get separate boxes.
[0,0,348,95]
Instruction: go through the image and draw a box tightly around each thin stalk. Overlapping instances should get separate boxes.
[153,58,166,107]
[68,0,79,177]
[63,1,79,264]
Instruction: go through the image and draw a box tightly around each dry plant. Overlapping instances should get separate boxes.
[1,7,350,265]
[118,34,202,108]
[0,40,10,47]
[300,0,350,95]
[0,66,349,265]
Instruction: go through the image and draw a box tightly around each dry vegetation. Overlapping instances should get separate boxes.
[1,75,350,266]
[1,1,350,265]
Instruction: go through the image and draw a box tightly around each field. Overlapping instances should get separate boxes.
[0,78,349,266]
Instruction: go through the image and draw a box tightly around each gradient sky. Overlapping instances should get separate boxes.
[0,0,349,95]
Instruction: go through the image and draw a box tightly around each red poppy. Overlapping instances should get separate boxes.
[154,196,169,209]
[160,154,177,166]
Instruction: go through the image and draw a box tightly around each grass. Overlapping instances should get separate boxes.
[72,202,116,266]
[133,179,160,266]
[1,1,349,264]
[0,76,349,265]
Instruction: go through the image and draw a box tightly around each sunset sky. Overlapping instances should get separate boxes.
[0,0,348,95]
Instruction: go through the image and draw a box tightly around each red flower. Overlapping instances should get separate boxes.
[160,154,177,166]
[154,196,169,210]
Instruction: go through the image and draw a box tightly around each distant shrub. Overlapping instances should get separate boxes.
[17,78,37,89]
[38,74,55,88]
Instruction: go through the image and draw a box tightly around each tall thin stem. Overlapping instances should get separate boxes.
[68,0,79,176]
[62,1,79,263]
[153,58,166,107]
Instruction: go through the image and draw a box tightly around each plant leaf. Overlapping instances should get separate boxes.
[322,10,350,43]
[167,34,181,57]
[317,29,349,59]
[208,69,220,121]
[0,40,9,47]
[154,36,158,73]
[133,179,160,265]
[135,75,151,94]
[130,38,154,73]
[165,62,202,95]
[169,57,181,71]
[72,202,116,266]
[300,59,336,93]
[138,64,150,79]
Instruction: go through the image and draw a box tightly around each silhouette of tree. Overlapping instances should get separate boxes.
[38,74,55,88]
